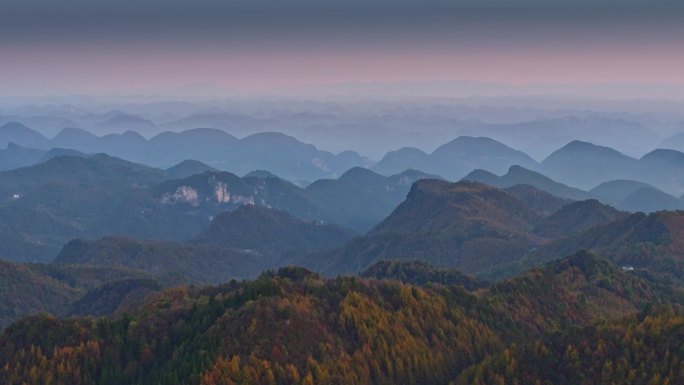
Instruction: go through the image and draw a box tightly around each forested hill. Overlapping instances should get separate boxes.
[1,252,681,385]
[456,305,684,385]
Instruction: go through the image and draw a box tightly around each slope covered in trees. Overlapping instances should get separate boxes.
[317,180,545,275]
[360,260,488,290]
[0,253,680,385]
[529,210,684,283]
[314,180,636,277]
[194,205,357,256]
[54,205,357,284]
[456,306,684,385]
[0,260,159,330]
[54,237,265,284]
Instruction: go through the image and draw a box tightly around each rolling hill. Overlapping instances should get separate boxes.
[54,237,265,284]
[53,205,358,283]
[373,136,538,180]
[0,252,679,385]
[528,210,684,282]
[0,122,49,149]
[305,167,440,231]
[462,165,591,201]
[0,260,159,330]
[165,159,219,179]
[45,127,371,181]
[540,140,638,190]
[311,180,548,275]
[194,205,357,256]
[304,179,684,283]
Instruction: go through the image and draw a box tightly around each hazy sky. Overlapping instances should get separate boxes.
[2,0,684,96]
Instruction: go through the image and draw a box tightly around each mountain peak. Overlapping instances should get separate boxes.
[547,250,617,277]
[54,126,92,137]
[120,130,146,139]
[0,122,49,149]
[1,122,28,130]
[553,140,628,157]
[641,148,684,163]
[434,136,524,155]
[535,199,626,238]
[165,159,218,179]
[244,169,280,179]
[195,204,356,255]
[339,167,383,183]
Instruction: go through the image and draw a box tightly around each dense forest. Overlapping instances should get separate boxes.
[1,253,682,385]
[456,306,684,385]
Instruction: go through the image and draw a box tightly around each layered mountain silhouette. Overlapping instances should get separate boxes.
[2,123,370,182]
[464,116,656,161]
[0,154,435,262]
[532,199,628,238]
[156,166,437,232]
[49,128,371,182]
[305,167,441,230]
[468,167,684,213]
[590,179,664,206]
[540,140,639,190]
[96,113,158,135]
[541,141,684,195]
[165,159,218,179]
[0,143,45,171]
[462,165,591,201]
[0,122,49,149]
[373,136,538,180]
[659,131,684,152]
[4,120,684,202]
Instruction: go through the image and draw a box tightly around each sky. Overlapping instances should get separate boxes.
[1,0,684,97]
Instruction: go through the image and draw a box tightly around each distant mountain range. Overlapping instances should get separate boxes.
[465,116,657,161]
[0,154,436,262]
[0,122,371,182]
[462,164,591,201]
[373,136,538,180]
[540,141,684,195]
[4,120,684,201]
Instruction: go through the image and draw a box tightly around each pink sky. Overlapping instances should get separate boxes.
[3,22,684,96]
